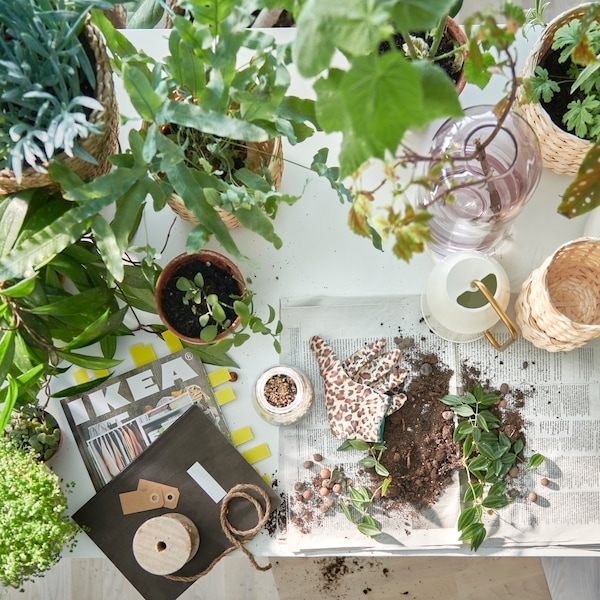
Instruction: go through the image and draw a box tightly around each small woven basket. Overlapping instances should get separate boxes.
[517,5,595,175]
[515,238,600,351]
[0,22,119,194]
[167,137,284,230]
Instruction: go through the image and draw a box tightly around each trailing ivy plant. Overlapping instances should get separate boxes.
[337,439,392,538]
[440,384,545,551]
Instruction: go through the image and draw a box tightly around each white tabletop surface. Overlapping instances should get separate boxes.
[50,28,594,558]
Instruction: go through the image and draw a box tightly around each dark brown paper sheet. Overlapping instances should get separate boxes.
[74,405,280,600]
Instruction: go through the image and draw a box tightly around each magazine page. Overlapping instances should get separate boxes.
[61,349,229,491]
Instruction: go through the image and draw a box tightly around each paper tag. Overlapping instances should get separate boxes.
[138,479,180,509]
[119,479,180,514]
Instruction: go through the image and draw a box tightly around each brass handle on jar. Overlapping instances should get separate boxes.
[471,279,518,351]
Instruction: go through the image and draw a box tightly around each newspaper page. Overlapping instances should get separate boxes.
[279,295,600,553]
[61,349,229,491]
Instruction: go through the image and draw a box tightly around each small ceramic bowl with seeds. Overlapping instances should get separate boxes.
[253,365,313,425]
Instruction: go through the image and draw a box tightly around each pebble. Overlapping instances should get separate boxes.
[499,383,509,395]
[332,483,342,494]
[320,467,331,479]
[303,460,314,469]
[302,490,313,500]
[313,453,323,462]
[442,410,454,421]
[293,481,304,491]
[508,466,519,478]
[420,363,433,376]
[540,477,549,486]
[319,487,330,497]
[527,491,538,503]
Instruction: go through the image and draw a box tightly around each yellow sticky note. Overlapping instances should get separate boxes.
[92,369,110,378]
[230,426,254,447]
[72,369,90,384]
[241,443,271,465]
[261,473,272,486]
[129,344,157,366]
[161,330,183,352]
[207,367,231,387]
[214,386,235,406]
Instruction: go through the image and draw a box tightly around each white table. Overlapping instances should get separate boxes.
[50,28,593,558]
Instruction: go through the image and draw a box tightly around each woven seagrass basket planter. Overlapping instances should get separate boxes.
[0,22,119,195]
[166,136,284,230]
[518,5,596,175]
[515,238,600,351]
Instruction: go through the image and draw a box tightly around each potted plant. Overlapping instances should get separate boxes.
[3,403,62,463]
[0,0,120,193]
[0,189,136,426]
[519,2,600,221]
[93,0,330,261]
[290,1,528,261]
[0,435,79,590]
[154,249,282,352]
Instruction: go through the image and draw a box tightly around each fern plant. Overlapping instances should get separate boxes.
[0,0,116,182]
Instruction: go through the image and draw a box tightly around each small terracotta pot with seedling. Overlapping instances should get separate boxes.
[253,366,313,426]
[155,250,283,350]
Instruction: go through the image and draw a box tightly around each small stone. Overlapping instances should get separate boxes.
[325,497,335,507]
[293,481,304,491]
[332,483,342,494]
[319,487,330,497]
[509,466,519,478]
[319,504,330,513]
[303,460,314,469]
[321,478,331,488]
[320,467,331,479]
[499,383,509,395]
[420,363,433,376]
[522,361,529,369]
[528,491,538,503]
[302,490,313,500]
[442,410,454,421]
[498,399,508,408]
[540,477,549,486]
[313,453,323,462]
[229,371,239,382]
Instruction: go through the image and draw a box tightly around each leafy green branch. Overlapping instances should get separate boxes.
[441,384,545,551]
[337,439,392,537]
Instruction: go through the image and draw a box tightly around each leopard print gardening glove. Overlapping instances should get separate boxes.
[309,335,408,442]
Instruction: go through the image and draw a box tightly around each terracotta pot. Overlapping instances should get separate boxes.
[445,16,468,96]
[155,250,245,345]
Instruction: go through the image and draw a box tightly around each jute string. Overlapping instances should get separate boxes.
[165,483,272,582]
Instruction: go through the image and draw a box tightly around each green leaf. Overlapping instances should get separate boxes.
[528,66,561,103]
[463,482,483,503]
[338,439,370,452]
[29,288,108,317]
[389,0,460,31]
[293,0,394,77]
[512,438,524,455]
[0,374,18,432]
[50,373,114,398]
[481,494,512,509]
[374,462,390,477]
[459,521,486,551]
[63,306,129,351]
[457,505,481,530]
[357,516,382,537]
[563,96,600,139]
[122,61,165,123]
[527,453,545,469]
[55,350,122,370]
[0,329,16,386]
[91,214,124,282]
[0,275,36,298]
[0,192,31,257]
[454,404,475,418]
[464,48,495,89]
[411,60,463,121]
[559,141,600,217]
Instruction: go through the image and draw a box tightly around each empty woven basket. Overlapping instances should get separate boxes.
[167,137,284,230]
[515,238,600,351]
[517,5,594,175]
[0,23,119,194]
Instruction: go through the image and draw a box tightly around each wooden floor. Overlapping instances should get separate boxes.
[3,1,594,599]
[3,554,600,600]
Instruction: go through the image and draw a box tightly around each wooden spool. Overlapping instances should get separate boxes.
[132,513,200,575]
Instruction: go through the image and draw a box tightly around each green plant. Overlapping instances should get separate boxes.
[174,270,282,350]
[91,0,334,261]
[337,439,392,538]
[0,435,79,590]
[0,189,138,421]
[285,0,527,262]
[440,384,545,551]
[0,0,117,181]
[4,403,61,462]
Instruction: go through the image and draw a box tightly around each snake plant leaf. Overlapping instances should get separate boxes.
[293,0,394,77]
[55,350,122,370]
[63,306,129,351]
[558,141,600,217]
